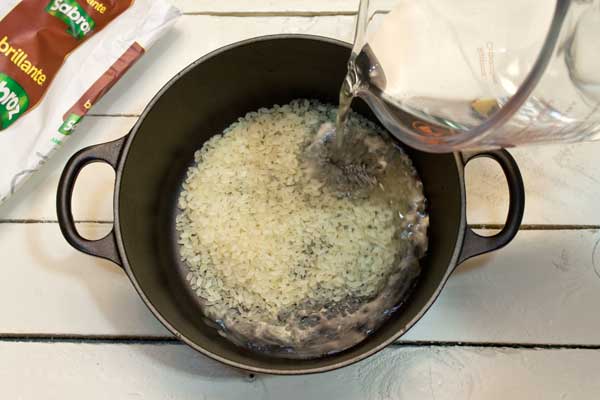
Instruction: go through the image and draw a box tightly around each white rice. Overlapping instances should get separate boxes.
[176,99,428,356]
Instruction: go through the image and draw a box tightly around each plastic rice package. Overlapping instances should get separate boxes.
[0,0,180,203]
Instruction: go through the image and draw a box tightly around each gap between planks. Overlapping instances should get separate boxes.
[0,335,598,351]
[0,220,598,231]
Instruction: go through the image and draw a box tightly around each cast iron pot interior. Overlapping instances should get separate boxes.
[57,36,524,374]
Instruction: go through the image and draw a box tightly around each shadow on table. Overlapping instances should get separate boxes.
[452,252,494,276]
[135,342,249,380]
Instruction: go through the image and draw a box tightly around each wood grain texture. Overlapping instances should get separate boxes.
[404,228,600,344]
[0,6,595,397]
[0,342,597,399]
[0,116,134,222]
[1,223,599,345]
[3,15,596,224]
[90,16,355,116]
[0,223,169,336]
[90,15,355,116]
[2,114,599,225]
[465,142,600,226]
[91,15,354,115]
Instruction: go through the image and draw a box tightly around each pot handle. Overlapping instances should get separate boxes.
[457,149,525,264]
[56,136,126,267]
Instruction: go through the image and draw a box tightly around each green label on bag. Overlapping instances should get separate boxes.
[58,113,82,135]
[46,0,96,39]
[0,73,29,130]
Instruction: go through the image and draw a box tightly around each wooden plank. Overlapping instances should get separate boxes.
[0,223,169,336]
[403,228,600,344]
[1,14,358,220]
[73,14,600,225]
[2,114,599,226]
[170,0,395,13]
[1,223,599,345]
[0,342,597,399]
[465,141,600,227]
[0,116,134,222]
[90,15,356,116]
[3,15,595,224]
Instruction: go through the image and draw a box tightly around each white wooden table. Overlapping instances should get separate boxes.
[1,1,600,398]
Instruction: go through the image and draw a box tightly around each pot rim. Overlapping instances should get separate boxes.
[113,34,467,375]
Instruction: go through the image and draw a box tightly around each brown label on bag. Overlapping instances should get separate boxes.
[54,42,144,140]
[0,0,133,130]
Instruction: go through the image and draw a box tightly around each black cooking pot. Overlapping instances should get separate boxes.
[57,36,524,375]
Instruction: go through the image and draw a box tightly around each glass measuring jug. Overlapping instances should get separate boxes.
[345,0,600,153]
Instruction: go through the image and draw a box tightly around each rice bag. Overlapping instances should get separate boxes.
[0,0,180,203]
